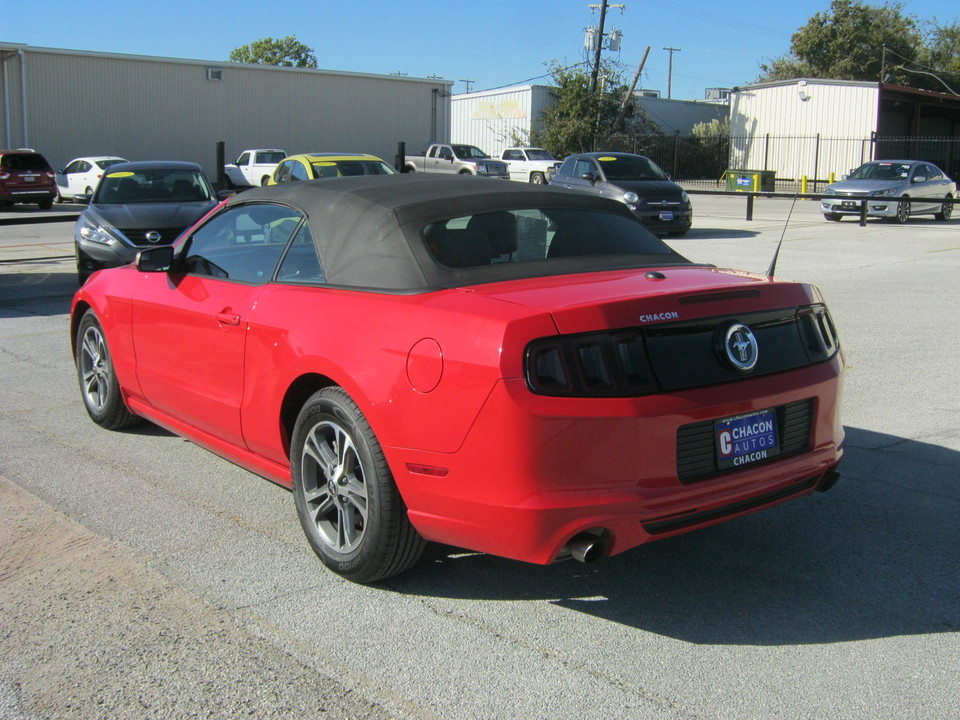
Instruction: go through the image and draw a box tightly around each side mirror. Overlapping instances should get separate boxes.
[579,172,597,184]
[137,246,175,273]
[912,175,926,184]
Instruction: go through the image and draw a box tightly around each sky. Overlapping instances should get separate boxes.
[3,0,958,101]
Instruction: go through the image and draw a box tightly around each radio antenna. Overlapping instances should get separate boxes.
[766,193,800,278]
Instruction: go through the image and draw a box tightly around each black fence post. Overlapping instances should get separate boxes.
[746,194,754,221]
[215,141,226,190]
[397,141,406,173]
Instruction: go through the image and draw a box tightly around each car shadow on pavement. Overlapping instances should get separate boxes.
[387,426,959,647]
[0,268,77,317]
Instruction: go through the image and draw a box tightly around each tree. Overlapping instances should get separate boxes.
[757,1,921,84]
[229,35,318,68]
[534,61,656,158]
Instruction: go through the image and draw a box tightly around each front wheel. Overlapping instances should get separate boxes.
[291,387,425,583]
[76,311,139,430]
[895,198,911,224]
[935,196,953,221]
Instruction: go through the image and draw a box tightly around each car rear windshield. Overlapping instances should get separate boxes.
[0,153,51,172]
[423,207,683,269]
[96,169,212,204]
[310,160,397,177]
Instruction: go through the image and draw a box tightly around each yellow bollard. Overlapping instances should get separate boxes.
[829,171,835,184]
[752,173,760,192]
[801,175,808,194]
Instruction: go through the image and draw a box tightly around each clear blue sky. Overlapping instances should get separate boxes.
[3,0,957,100]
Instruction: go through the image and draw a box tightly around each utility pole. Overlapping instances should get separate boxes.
[459,79,474,93]
[587,1,625,94]
[663,46,681,99]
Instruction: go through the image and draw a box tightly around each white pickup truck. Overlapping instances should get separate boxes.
[500,147,560,184]
[224,149,287,188]
[404,144,509,179]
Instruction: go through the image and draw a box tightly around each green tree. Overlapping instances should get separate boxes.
[534,61,653,158]
[229,35,318,68]
[757,1,921,84]
[915,22,960,92]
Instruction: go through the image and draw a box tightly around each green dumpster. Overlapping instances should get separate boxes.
[725,169,776,192]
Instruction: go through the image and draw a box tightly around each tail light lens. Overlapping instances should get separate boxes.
[525,330,660,397]
[796,304,839,362]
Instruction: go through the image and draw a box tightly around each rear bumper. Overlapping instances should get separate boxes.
[389,354,844,565]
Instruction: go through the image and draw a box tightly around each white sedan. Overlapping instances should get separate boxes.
[56,156,127,202]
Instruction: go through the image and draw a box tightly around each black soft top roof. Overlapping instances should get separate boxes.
[226,174,689,293]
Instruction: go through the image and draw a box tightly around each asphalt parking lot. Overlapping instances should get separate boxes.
[1,193,958,719]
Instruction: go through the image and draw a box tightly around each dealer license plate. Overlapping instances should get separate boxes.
[715,409,780,470]
[841,200,858,209]
[659,210,674,221]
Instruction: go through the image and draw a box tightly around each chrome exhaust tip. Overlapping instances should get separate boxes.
[565,532,609,563]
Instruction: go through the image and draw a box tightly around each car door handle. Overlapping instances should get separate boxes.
[215,310,241,326]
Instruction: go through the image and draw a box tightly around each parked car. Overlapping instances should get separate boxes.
[269,153,397,184]
[71,175,844,583]
[74,160,223,284]
[501,147,560,184]
[820,159,956,223]
[56,156,128,203]
[404,143,510,178]
[550,152,693,236]
[0,149,58,209]
[224,149,287,188]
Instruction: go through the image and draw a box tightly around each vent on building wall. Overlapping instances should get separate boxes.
[206,68,224,81]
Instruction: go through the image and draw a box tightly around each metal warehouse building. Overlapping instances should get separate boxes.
[0,43,453,179]
[729,78,960,183]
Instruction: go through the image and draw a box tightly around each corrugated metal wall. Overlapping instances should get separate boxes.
[0,44,452,177]
[729,80,879,179]
[450,85,555,157]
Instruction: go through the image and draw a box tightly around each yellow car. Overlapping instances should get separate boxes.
[269,153,397,184]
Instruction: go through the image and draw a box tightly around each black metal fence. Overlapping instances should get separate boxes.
[596,132,960,190]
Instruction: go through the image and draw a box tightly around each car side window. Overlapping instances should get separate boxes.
[574,159,595,178]
[277,223,325,284]
[183,203,304,284]
[290,161,310,182]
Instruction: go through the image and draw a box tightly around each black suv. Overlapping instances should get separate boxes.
[0,149,58,210]
[550,152,692,236]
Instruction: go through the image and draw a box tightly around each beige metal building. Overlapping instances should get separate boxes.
[0,43,453,178]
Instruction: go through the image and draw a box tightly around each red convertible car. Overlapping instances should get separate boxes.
[71,175,844,583]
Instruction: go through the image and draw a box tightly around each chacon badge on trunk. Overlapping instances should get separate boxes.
[722,322,758,372]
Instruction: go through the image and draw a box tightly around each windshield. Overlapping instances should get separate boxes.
[849,162,912,181]
[597,155,669,181]
[310,159,398,178]
[452,145,490,159]
[423,207,682,269]
[96,168,213,204]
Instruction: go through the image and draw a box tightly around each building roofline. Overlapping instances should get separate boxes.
[0,41,454,87]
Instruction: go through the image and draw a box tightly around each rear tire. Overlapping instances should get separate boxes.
[291,387,425,583]
[76,311,140,430]
[38,198,53,210]
[530,172,546,184]
[935,196,953,221]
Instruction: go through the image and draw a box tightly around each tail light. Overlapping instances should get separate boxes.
[525,330,660,397]
[796,304,839,362]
